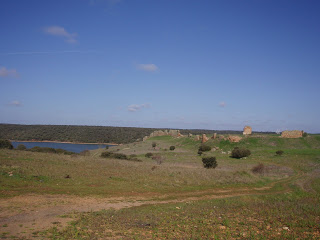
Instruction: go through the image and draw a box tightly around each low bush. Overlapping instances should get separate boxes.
[101,151,142,161]
[303,132,308,137]
[169,146,175,151]
[202,157,218,169]
[112,153,128,160]
[252,163,264,174]
[145,152,153,158]
[28,146,75,155]
[129,154,142,161]
[16,144,27,150]
[276,150,284,156]
[198,150,203,156]
[29,146,56,153]
[152,142,157,148]
[101,151,113,158]
[199,145,211,152]
[231,148,251,159]
[0,139,13,149]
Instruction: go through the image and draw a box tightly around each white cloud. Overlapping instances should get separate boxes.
[9,100,22,107]
[0,67,19,78]
[219,101,226,107]
[127,103,150,112]
[137,63,158,72]
[43,26,77,43]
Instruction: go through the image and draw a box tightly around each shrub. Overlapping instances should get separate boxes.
[101,151,113,158]
[303,132,308,137]
[231,148,251,159]
[198,150,203,156]
[105,146,109,149]
[129,154,142,161]
[198,145,211,152]
[275,150,284,156]
[152,142,157,148]
[129,155,142,162]
[28,146,74,155]
[101,152,140,161]
[30,146,56,153]
[112,153,128,159]
[169,146,175,151]
[252,163,264,174]
[0,139,13,149]
[202,157,218,169]
[16,144,27,150]
[145,152,153,158]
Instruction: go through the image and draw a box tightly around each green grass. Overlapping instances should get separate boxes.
[1,134,320,239]
[1,148,277,198]
[44,187,320,239]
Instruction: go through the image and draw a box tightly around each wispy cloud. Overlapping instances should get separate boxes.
[127,103,150,112]
[0,67,19,78]
[137,63,158,72]
[219,101,226,107]
[8,100,22,107]
[43,26,77,43]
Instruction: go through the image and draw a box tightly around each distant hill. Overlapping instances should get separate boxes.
[0,124,275,144]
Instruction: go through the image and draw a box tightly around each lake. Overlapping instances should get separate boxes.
[11,141,114,153]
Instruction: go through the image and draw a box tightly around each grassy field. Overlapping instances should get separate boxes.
[0,134,319,239]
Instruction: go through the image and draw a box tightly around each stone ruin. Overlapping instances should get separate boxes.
[201,134,209,143]
[194,135,200,141]
[211,133,217,139]
[228,135,242,142]
[243,126,252,135]
[143,129,183,141]
[281,130,303,138]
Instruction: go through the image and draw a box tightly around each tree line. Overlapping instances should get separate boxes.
[0,124,274,144]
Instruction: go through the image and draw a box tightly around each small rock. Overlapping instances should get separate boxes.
[219,225,226,230]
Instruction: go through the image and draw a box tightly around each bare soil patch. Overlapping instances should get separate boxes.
[0,174,295,239]
[0,194,149,238]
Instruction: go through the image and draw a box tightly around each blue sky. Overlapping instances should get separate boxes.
[1,0,319,133]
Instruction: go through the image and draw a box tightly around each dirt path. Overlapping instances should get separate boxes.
[0,172,304,239]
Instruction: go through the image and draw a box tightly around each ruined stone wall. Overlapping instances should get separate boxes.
[143,129,183,141]
[243,126,252,135]
[281,130,303,138]
[201,134,209,143]
[228,135,242,142]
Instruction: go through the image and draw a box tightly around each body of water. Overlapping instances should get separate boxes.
[11,141,114,153]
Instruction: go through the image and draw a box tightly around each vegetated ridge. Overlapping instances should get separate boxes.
[0,124,275,144]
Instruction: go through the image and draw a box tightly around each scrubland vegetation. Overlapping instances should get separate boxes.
[0,123,274,144]
[0,133,319,239]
